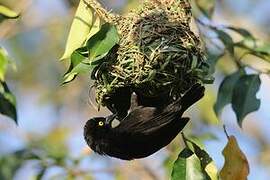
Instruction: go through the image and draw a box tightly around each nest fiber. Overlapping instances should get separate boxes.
[91,0,210,106]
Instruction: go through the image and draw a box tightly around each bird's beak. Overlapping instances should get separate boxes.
[105,114,117,125]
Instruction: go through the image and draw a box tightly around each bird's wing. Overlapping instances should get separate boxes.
[115,83,205,136]
[115,105,183,135]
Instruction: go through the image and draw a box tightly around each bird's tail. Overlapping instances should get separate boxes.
[167,83,205,114]
[180,83,205,112]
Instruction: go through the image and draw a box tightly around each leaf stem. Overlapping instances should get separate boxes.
[181,132,189,148]
[223,125,229,139]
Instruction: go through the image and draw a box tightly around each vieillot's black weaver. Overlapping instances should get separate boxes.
[84,84,205,160]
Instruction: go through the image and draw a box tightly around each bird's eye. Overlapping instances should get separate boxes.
[98,121,104,126]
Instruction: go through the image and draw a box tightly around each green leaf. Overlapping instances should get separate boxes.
[87,23,119,61]
[232,74,261,126]
[62,47,90,84]
[61,0,99,60]
[0,47,9,81]
[0,149,39,179]
[206,52,224,74]
[0,5,19,22]
[215,29,234,55]
[171,148,206,180]
[235,39,270,63]
[0,81,17,123]
[214,70,245,117]
[189,141,218,180]
[226,26,254,40]
[0,153,22,179]
[194,0,216,18]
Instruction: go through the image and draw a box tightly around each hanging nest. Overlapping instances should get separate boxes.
[89,0,211,108]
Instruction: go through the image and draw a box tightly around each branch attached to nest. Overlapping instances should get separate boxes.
[83,0,119,23]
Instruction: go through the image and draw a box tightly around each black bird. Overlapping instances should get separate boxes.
[84,84,205,160]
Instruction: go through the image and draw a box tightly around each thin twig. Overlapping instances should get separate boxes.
[223,125,230,139]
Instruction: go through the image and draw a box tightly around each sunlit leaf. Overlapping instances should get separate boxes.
[232,74,261,126]
[0,5,19,22]
[0,47,9,81]
[189,141,218,180]
[87,23,119,61]
[0,81,17,123]
[214,69,245,117]
[171,148,206,180]
[220,136,249,180]
[194,0,215,18]
[61,0,97,60]
[86,15,101,41]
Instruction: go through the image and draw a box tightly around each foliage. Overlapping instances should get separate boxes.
[62,0,213,109]
[0,5,18,123]
[0,5,19,23]
[171,135,218,180]
[193,1,269,125]
[61,0,100,60]
[60,0,269,179]
[1,0,270,179]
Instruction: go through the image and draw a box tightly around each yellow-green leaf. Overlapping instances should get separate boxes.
[190,141,218,180]
[86,15,101,41]
[0,5,19,21]
[61,0,97,60]
[0,48,9,81]
[220,136,249,180]
[172,148,206,180]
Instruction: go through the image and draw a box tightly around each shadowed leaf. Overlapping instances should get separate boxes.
[227,26,254,39]
[0,81,17,123]
[215,29,234,55]
[62,47,90,84]
[232,74,261,126]
[214,69,245,117]
[235,39,270,63]
[87,23,119,61]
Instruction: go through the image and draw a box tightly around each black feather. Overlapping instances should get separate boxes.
[84,83,205,160]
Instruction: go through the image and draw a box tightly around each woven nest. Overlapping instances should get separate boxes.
[90,0,210,107]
